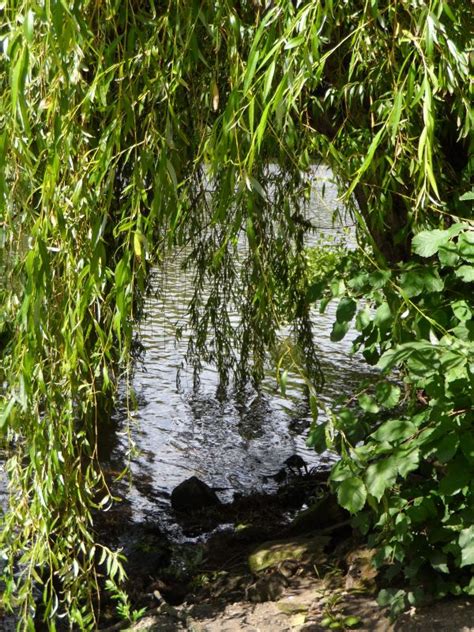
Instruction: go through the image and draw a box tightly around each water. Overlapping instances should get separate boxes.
[107,167,376,527]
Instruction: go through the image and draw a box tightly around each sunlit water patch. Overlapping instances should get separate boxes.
[109,168,377,529]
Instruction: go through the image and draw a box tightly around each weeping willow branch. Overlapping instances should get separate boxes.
[0,0,470,628]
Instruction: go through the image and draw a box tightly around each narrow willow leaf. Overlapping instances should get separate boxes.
[243,48,260,93]
[0,398,15,429]
[11,46,28,113]
[284,34,305,49]
[249,176,266,199]
[211,79,219,111]
[256,101,272,151]
[134,232,143,258]
[390,91,403,140]
[426,162,439,197]
[24,10,35,43]
[280,369,288,396]
[345,127,385,199]
[418,126,427,164]
[248,96,255,133]
[263,60,276,100]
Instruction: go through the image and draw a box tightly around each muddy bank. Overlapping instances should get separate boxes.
[95,472,474,632]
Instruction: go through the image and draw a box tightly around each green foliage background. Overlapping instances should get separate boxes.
[0,0,472,628]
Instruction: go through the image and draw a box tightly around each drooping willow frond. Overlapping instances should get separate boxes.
[0,1,470,628]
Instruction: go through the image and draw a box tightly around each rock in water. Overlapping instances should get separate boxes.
[171,476,222,512]
[284,454,309,475]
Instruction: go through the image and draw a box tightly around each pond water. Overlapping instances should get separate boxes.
[105,167,376,531]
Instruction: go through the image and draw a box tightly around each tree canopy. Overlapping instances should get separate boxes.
[0,0,472,628]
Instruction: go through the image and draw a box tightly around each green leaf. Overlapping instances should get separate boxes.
[451,300,472,322]
[454,265,474,283]
[263,60,276,100]
[407,497,437,524]
[358,393,379,413]
[343,616,361,628]
[460,433,474,462]
[309,394,319,422]
[330,460,355,483]
[243,47,260,93]
[336,297,357,323]
[337,477,367,513]
[375,382,401,408]
[464,577,474,596]
[367,269,391,289]
[330,320,350,342]
[374,302,392,329]
[248,176,266,199]
[24,10,35,43]
[366,457,398,501]
[0,398,15,429]
[459,527,474,568]
[458,231,474,263]
[355,306,371,331]
[438,244,459,267]
[439,456,471,496]
[133,232,143,258]
[377,342,435,372]
[280,369,288,397]
[372,419,415,443]
[345,127,385,199]
[429,551,449,574]
[11,46,29,113]
[306,422,326,452]
[399,268,444,297]
[377,589,407,616]
[434,433,459,463]
[306,280,326,302]
[412,229,450,257]
[396,447,420,477]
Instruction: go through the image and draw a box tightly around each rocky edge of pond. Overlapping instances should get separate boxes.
[98,467,474,632]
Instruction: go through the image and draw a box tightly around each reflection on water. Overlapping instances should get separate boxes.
[110,168,376,526]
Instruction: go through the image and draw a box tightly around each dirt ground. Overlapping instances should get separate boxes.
[119,580,474,632]
[101,530,474,632]
[98,475,474,632]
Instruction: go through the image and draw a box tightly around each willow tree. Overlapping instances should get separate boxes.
[0,1,471,628]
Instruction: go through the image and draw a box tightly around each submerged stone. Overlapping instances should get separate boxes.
[284,454,309,475]
[171,476,222,513]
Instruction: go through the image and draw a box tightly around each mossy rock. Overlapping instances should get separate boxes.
[276,601,309,615]
[248,535,330,573]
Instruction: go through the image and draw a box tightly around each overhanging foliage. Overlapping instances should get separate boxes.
[0,0,472,628]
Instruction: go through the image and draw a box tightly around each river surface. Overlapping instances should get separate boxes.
[105,167,376,530]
